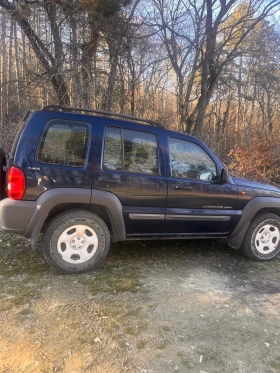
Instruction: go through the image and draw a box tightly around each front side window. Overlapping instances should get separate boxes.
[38,120,89,167]
[103,127,159,175]
[169,137,217,180]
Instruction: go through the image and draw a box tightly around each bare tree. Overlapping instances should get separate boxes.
[145,0,280,136]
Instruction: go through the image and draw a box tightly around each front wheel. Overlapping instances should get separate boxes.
[241,213,280,261]
[42,209,110,273]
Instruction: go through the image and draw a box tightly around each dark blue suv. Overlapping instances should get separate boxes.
[1,105,280,273]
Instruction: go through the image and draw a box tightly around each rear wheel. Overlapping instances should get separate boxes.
[42,209,110,273]
[241,213,280,261]
[0,148,6,201]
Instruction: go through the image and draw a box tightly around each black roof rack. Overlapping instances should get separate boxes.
[42,105,165,129]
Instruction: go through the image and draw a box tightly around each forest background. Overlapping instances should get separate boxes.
[0,0,280,183]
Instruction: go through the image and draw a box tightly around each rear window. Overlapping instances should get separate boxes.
[103,127,159,175]
[37,120,89,167]
[10,111,31,160]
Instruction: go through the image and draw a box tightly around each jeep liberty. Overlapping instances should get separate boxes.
[1,106,280,273]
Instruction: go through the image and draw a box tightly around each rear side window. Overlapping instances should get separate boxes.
[103,127,122,171]
[103,127,159,175]
[38,120,89,167]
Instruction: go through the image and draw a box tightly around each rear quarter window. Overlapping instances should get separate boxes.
[37,120,89,167]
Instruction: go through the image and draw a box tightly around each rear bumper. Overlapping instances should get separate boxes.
[0,198,36,235]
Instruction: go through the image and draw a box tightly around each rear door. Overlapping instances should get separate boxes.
[164,134,238,235]
[93,119,167,235]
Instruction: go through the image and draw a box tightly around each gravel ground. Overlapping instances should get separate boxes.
[0,233,280,373]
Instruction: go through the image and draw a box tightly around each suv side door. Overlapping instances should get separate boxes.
[92,119,167,235]
[164,132,239,235]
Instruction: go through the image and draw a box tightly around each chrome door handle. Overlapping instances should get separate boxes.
[172,184,193,190]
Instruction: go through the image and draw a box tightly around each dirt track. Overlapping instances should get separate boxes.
[0,233,280,373]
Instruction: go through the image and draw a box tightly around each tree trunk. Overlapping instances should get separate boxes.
[7,17,13,119]
[0,1,70,106]
[177,79,186,132]
[14,21,22,110]
[1,12,7,127]
[81,19,99,108]
[69,15,82,106]
[103,40,119,111]
[266,89,273,134]
[193,0,214,137]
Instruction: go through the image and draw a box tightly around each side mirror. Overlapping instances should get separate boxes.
[220,168,229,184]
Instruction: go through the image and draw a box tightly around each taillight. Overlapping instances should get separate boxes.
[7,166,25,200]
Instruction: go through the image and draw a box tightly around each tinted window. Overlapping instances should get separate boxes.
[103,127,122,171]
[103,127,159,175]
[169,137,217,180]
[38,120,89,167]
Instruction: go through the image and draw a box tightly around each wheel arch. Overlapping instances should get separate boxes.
[43,203,116,238]
[253,207,280,218]
[228,197,280,249]
[25,188,126,251]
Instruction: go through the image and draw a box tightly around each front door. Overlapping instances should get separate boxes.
[164,135,238,235]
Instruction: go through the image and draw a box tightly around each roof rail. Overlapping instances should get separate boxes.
[42,105,165,129]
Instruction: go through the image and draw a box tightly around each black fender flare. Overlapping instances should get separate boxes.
[25,188,126,250]
[228,196,280,249]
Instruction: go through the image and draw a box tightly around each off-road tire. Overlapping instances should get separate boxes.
[240,213,280,261]
[42,209,110,274]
